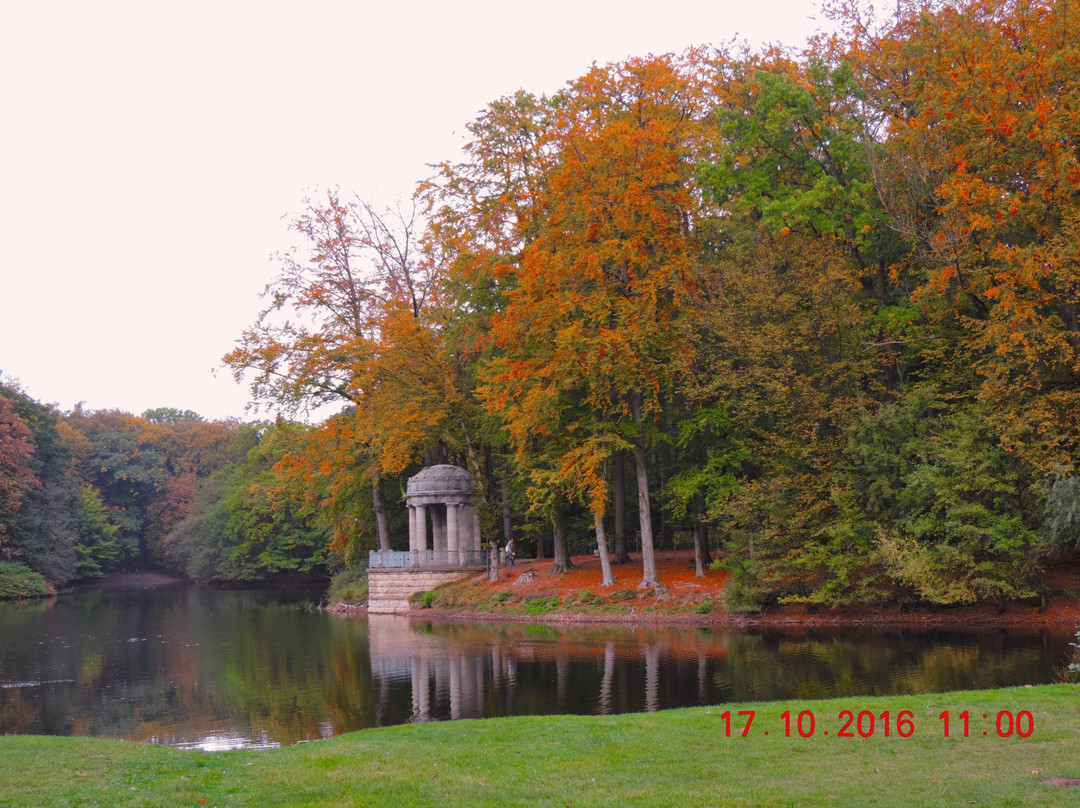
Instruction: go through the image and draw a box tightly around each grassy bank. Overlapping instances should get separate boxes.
[2,685,1079,807]
[392,553,1080,628]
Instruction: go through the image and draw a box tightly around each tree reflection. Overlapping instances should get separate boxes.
[0,586,1071,748]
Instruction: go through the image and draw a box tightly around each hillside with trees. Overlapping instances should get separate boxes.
[0,386,331,593]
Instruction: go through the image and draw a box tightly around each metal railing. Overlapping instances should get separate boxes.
[368,549,488,570]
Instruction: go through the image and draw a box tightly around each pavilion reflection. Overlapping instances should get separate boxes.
[366,614,730,723]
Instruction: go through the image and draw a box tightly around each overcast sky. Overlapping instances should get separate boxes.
[1,0,830,422]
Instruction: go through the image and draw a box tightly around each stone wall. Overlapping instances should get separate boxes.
[367,569,477,614]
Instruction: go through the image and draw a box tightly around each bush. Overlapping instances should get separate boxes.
[0,562,50,599]
[1044,474,1080,548]
[327,566,368,605]
[575,589,604,606]
[524,596,560,614]
[409,590,438,609]
[1056,629,1080,684]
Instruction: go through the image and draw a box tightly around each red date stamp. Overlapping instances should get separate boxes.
[718,709,1035,738]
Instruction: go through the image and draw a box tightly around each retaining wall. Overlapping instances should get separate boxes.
[367,569,479,613]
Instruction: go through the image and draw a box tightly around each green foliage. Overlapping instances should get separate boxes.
[326,565,368,605]
[575,588,606,606]
[1043,473,1080,548]
[109,440,164,555]
[141,407,204,424]
[73,484,121,578]
[524,596,561,614]
[409,590,438,609]
[0,561,49,599]
[1065,630,1080,683]
[845,389,1045,604]
[667,405,745,520]
[165,422,332,582]
[701,56,881,252]
[0,385,80,586]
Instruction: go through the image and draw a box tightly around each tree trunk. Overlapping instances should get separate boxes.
[658,442,674,551]
[699,515,712,566]
[500,470,513,547]
[372,469,391,552]
[535,525,546,560]
[612,452,629,564]
[631,390,660,589]
[549,506,573,574]
[693,520,708,578]
[594,509,615,587]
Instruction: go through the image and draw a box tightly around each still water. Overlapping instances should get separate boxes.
[0,578,1072,750]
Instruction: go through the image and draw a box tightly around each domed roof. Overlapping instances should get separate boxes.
[406,464,475,498]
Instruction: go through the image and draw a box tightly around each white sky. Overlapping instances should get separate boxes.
[0,0,829,422]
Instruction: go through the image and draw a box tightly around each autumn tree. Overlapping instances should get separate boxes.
[423,90,566,559]
[688,43,893,606]
[164,421,332,581]
[226,191,464,553]
[844,0,1080,472]
[454,53,717,587]
[0,392,39,552]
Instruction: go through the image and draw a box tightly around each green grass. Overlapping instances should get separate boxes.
[2,685,1079,806]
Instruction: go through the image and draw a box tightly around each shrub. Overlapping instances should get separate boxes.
[575,589,604,606]
[327,566,368,605]
[524,596,560,614]
[409,590,438,609]
[1056,629,1080,684]
[0,562,50,599]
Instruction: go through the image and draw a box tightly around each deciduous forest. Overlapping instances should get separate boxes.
[3,0,1079,609]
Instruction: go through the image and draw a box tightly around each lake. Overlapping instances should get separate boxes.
[0,577,1072,750]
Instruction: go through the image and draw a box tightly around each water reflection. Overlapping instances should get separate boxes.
[0,582,1073,749]
[365,616,1065,726]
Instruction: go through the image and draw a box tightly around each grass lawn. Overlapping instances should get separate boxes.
[2,685,1079,807]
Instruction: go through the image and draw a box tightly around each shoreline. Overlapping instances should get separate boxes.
[330,601,1080,629]
[329,548,1080,630]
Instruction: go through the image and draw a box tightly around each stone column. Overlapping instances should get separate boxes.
[446,500,460,564]
[415,504,427,554]
[408,505,417,553]
[432,507,446,553]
